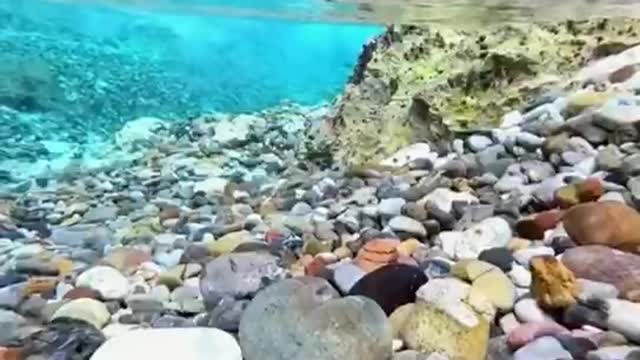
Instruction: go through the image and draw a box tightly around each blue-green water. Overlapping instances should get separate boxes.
[0,0,380,162]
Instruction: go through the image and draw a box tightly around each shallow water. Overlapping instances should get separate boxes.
[0,0,381,181]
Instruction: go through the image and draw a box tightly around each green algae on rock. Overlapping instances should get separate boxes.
[332,18,640,167]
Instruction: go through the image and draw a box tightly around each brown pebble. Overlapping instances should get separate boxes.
[609,64,636,83]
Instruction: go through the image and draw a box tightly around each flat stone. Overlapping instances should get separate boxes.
[90,328,242,360]
[381,143,436,168]
[587,346,640,360]
[623,154,640,177]
[499,313,520,334]
[354,238,401,273]
[76,266,130,300]
[494,175,526,193]
[419,188,478,214]
[513,247,555,267]
[193,177,229,196]
[509,264,532,288]
[83,206,118,223]
[200,252,286,308]
[520,160,556,183]
[170,284,205,314]
[507,322,570,350]
[331,262,367,293]
[514,298,554,323]
[379,198,407,218]
[516,132,545,151]
[606,299,640,343]
[470,268,516,311]
[597,145,624,172]
[51,298,110,329]
[513,336,572,360]
[467,135,493,152]
[454,217,512,260]
[595,96,640,127]
[562,245,640,301]
[207,231,255,256]
[0,309,25,345]
[389,216,427,237]
[101,247,152,273]
[577,279,620,303]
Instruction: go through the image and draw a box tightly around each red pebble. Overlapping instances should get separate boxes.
[577,178,604,202]
[305,257,329,277]
[0,347,21,360]
[516,210,564,240]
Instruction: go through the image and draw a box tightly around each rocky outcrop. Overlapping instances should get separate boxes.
[332,18,640,167]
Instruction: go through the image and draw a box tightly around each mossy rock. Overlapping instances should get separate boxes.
[332,18,640,167]
[400,301,490,360]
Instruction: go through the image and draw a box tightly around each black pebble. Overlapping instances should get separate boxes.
[478,247,514,272]
[562,302,609,329]
[348,263,428,315]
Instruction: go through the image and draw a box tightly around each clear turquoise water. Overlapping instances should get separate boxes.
[0,0,381,163]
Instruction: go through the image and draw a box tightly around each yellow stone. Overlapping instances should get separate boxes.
[400,302,489,360]
[470,269,516,311]
[333,246,353,259]
[530,255,578,310]
[207,231,254,256]
[567,89,615,111]
[396,239,423,257]
[158,263,202,290]
[451,260,497,282]
[302,237,332,256]
[467,288,496,323]
[51,298,110,329]
[60,213,82,226]
[507,238,532,251]
[389,303,415,338]
[53,258,74,278]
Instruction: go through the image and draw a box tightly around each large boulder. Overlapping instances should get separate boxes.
[238,277,393,360]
